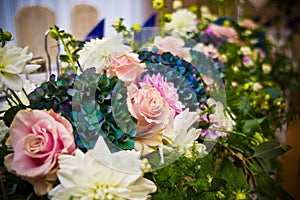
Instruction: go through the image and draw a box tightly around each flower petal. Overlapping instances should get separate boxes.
[21,64,41,74]
[0,72,23,91]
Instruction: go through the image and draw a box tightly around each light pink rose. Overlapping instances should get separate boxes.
[193,43,224,61]
[153,36,192,62]
[4,109,76,196]
[141,73,184,115]
[241,19,257,30]
[107,53,146,86]
[205,24,238,42]
[127,84,173,154]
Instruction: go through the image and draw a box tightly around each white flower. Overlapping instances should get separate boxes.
[172,0,183,10]
[78,37,132,74]
[2,80,36,110]
[240,46,252,56]
[0,43,40,92]
[165,9,198,39]
[203,98,236,140]
[163,108,203,155]
[253,82,263,91]
[200,6,217,21]
[262,63,272,74]
[48,136,156,200]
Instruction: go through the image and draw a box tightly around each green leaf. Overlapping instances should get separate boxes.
[210,177,226,192]
[265,87,280,99]
[256,173,294,199]
[3,106,23,127]
[252,141,291,160]
[242,117,265,133]
[198,192,216,200]
[221,159,248,189]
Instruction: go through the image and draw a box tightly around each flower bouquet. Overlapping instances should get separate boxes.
[0,2,299,200]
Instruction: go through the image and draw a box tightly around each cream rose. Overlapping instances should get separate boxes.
[127,84,173,154]
[107,53,146,86]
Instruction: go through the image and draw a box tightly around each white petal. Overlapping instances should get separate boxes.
[21,64,41,74]
[90,136,142,173]
[1,73,23,91]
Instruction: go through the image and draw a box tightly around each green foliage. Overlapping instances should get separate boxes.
[147,153,219,200]
[49,25,84,73]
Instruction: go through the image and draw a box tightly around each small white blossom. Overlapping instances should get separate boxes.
[172,0,183,10]
[140,158,152,173]
[253,82,263,91]
[262,63,272,74]
[240,46,252,56]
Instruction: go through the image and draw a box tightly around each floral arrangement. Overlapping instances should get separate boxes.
[0,1,299,199]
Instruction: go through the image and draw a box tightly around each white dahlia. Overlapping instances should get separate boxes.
[78,37,132,74]
[49,136,156,200]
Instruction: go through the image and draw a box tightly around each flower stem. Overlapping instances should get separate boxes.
[59,35,77,74]
[8,88,24,107]
[130,32,135,49]
[159,9,165,37]
[25,193,33,200]
[217,1,224,17]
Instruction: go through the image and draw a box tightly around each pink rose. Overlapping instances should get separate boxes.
[153,36,192,62]
[4,109,76,196]
[141,73,184,115]
[107,53,146,86]
[127,84,173,154]
[205,24,238,42]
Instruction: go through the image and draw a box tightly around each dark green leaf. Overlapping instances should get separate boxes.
[221,159,248,189]
[3,106,22,127]
[210,177,226,192]
[253,141,291,160]
[256,173,294,200]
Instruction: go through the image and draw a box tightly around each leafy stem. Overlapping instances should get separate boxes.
[58,33,76,73]
[49,26,77,74]
[217,140,256,177]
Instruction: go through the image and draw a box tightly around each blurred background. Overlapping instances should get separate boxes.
[0,0,299,198]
